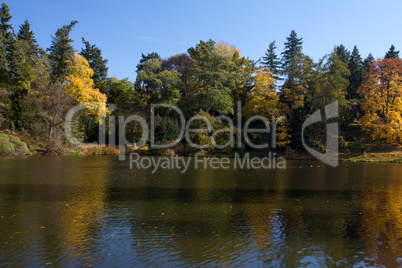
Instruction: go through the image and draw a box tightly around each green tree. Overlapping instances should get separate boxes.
[262,41,281,80]
[281,30,303,80]
[363,53,374,73]
[188,39,240,115]
[17,20,39,61]
[80,38,108,85]
[47,20,78,82]
[98,77,146,115]
[385,45,399,59]
[347,46,364,99]
[335,44,350,64]
[0,2,12,69]
[136,52,161,72]
[135,56,181,105]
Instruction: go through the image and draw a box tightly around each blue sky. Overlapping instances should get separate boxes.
[8,0,402,81]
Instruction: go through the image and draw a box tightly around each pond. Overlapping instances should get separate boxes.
[0,156,401,267]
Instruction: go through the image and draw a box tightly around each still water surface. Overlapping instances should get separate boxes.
[0,156,401,267]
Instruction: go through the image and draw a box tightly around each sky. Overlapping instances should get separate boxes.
[7,0,402,81]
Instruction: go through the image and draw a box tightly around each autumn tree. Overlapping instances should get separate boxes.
[65,53,108,116]
[358,58,402,143]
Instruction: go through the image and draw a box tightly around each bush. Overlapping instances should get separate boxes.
[0,133,29,155]
[154,115,181,141]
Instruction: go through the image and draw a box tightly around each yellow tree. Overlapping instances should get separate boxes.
[243,68,278,118]
[214,42,240,57]
[359,58,402,143]
[243,68,290,147]
[65,53,108,118]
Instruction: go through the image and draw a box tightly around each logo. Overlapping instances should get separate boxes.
[302,101,339,167]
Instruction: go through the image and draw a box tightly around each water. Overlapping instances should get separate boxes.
[0,156,401,267]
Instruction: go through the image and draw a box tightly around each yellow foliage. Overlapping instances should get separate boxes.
[215,42,240,57]
[359,58,402,143]
[243,69,278,118]
[65,53,108,119]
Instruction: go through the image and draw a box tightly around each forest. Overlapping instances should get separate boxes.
[0,2,402,157]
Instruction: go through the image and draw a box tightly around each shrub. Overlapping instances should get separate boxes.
[0,133,29,155]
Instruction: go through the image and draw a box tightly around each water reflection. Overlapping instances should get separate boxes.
[0,157,401,267]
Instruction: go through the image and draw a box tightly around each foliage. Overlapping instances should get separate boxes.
[359,58,402,143]
[0,132,29,155]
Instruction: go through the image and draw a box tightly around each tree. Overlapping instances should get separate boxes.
[98,77,146,115]
[80,38,108,85]
[47,20,78,82]
[163,53,198,116]
[363,53,374,73]
[312,51,350,108]
[243,68,278,118]
[18,20,39,61]
[136,52,161,72]
[347,46,364,99]
[358,58,402,143]
[135,56,181,105]
[281,30,303,80]
[65,53,108,118]
[187,39,240,115]
[262,41,281,80]
[336,44,350,64]
[385,45,399,59]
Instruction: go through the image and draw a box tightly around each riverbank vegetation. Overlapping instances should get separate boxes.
[0,2,401,160]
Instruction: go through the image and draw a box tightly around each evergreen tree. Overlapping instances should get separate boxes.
[347,46,364,99]
[262,41,281,80]
[363,53,374,73]
[136,52,161,72]
[335,44,350,64]
[0,2,12,70]
[0,2,12,39]
[47,20,78,82]
[385,45,399,59]
[18,20,39,61]
[281,30,303,76]
[80,38,108,85]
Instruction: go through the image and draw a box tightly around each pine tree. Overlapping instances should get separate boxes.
[136,52,161,72]
[18,20,39,61]
[0,2,12,39]
[47,20,78,82]
[385,45,399,59]
[347,46,364,99]
[363,53,374,73]
[261,41,281,80]
[80,38,108,85]
[335,44,350,64]
[0,2,12,69]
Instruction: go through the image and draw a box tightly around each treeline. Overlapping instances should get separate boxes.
[0,2,402,155]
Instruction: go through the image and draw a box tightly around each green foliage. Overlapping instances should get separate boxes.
[385,45,399,59]
[80,38,108,85]
[154,115,181,141]
[347,46,364,99]
[0,132,29,155]
[47,20,78,82]
[262,41,281,80]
